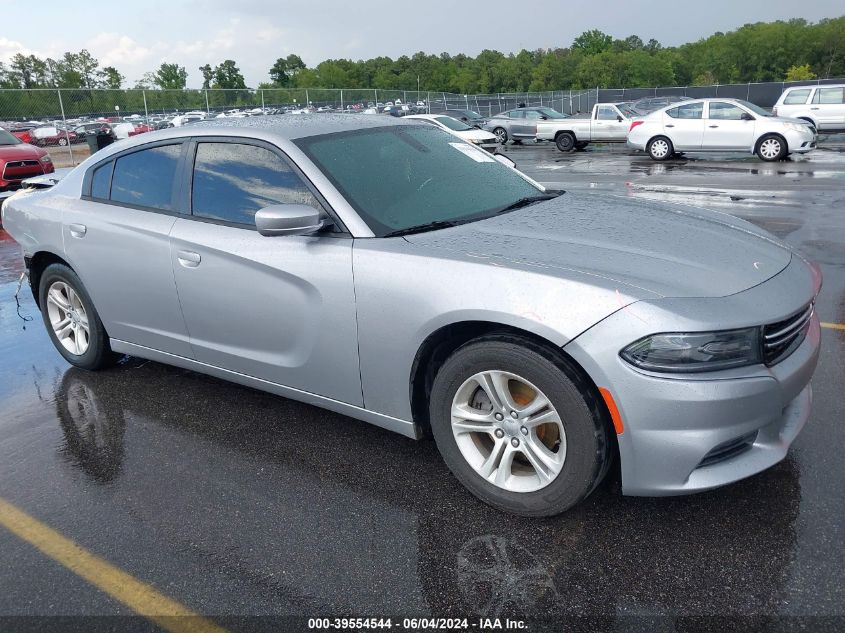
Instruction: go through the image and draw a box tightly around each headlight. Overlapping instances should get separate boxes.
[785,122,808,133]
[620,327,762,373]
[40,155,52,163]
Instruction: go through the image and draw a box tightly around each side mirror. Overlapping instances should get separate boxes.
[540,115,548,120]
[255,204,325,237]
[617,115,624,122]
[741,112,755,121]
[493,153,516,168]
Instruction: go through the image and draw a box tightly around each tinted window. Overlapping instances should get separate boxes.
[708,102,745,120]
[523,110,543,120]
[783,89,811,105]
[110,144,181,210]
[295,126,541,237]
[191,142,319,225]
[0,129,21,146]
[596,106,618,120]
[90,161,112,199]
[815,87,845,104]
[508,111,525,119]
[666,103,704,119]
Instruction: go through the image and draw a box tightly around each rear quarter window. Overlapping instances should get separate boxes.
[90,161,112,199]
[783,89,811,105]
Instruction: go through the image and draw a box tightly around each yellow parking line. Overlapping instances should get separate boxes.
[0,497,227,633]
[821,322,845,330]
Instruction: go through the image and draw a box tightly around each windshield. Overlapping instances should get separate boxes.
[537,107,568,119]
[434,116,474,131]
[295,126,543,236]
[616,104,637,118]
[735,99,773,117]
[0,130,22,146]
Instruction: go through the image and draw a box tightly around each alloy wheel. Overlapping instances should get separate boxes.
[451,370,566,493]
[46,281,90,356]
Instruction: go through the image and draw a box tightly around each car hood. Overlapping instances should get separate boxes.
[404,192,793,298]
[0,143,45,160]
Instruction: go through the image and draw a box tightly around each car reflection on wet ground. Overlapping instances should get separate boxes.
[0,141,844,631]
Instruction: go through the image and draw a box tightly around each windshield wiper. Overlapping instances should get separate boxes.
[383,219,463,237]
[494,193,560,214]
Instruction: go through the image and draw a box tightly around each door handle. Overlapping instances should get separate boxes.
[665,124,675,128]
[68,223,86,238]
[810,107,820,110]
[177,250,201,268]
[708,125,719,128]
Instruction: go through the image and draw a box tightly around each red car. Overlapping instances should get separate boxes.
[11,127,34,144]
[29,126,79,147]
[0,128,54,191]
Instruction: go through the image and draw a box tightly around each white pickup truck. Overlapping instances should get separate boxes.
[536,103,638,151]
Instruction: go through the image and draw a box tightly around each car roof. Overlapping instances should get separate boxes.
[82,114,421,161]
[784,83,845,90]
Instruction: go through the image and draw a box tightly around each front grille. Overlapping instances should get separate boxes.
[2,160,43,182]
[697,431,758,468]
[762,303,814,365]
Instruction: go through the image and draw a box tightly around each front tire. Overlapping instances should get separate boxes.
[756,134,786,161]
[429,336,610,516]
[647,136,673,161]
[555,132,576,152]
[493,127,508,144]
[39,264,118,370]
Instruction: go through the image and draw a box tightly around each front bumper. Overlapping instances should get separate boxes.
[564,255,821,496]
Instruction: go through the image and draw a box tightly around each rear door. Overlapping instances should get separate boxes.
[812,87,845,129]
[663,102,705,149]
[702,101,756,149]
[64,141,193,357]
[169,138,362,405]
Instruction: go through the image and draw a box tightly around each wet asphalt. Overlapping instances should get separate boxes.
[1,139,844,632]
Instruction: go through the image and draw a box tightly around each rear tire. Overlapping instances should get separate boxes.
[647,136,673,161]
[38,264,118,371]
[429,335,610,516]
[555,132,576,152]
[756,134,786,161]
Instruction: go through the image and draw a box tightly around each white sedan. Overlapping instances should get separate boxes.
[627,98,816,161]
[404,114,498,151]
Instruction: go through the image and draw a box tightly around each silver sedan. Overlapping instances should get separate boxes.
[2,115,821,516]
[483,107,570,144]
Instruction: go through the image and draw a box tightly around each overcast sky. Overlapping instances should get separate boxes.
[1,0,842,87]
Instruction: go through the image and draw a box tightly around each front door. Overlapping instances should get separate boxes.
[169,139,362,406]
[593,105,626,140]
[702,102,756,149]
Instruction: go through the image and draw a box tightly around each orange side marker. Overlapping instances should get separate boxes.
[599,387,624,435]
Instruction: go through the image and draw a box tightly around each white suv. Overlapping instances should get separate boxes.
[773,84,845,133]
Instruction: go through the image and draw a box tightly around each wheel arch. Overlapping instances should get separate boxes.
[409,320,616,451]
[28,250,74,308]
[796,116,817,129]
[754,131,788,155]
[553,129,577,141]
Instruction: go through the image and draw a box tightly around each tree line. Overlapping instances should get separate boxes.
[0,16,842,98]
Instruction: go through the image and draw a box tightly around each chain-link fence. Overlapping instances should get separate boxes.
[2,78,843,167]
